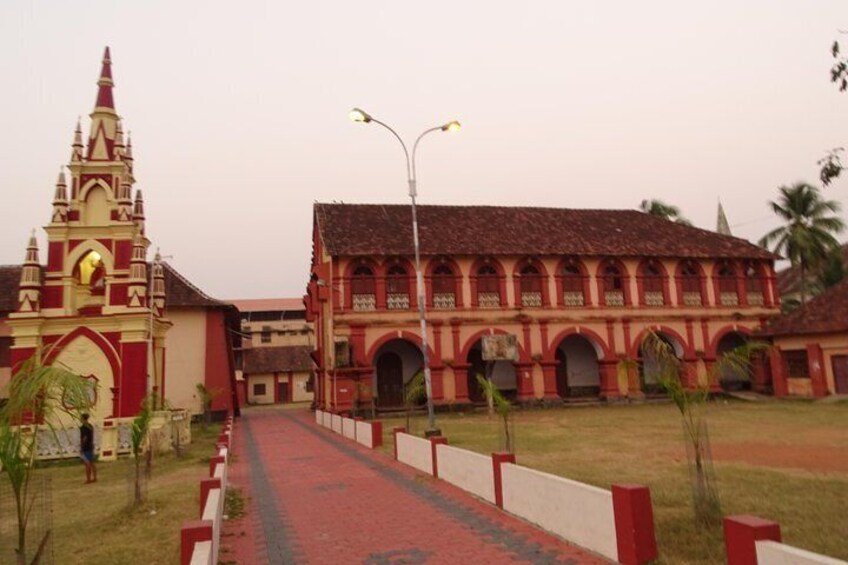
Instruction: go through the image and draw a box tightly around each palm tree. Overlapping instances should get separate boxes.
[639,199,691,225]
[759,183,845,305]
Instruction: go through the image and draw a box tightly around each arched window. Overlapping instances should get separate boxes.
[519,265,543,307]
[601,264,625,306]
[717,263,738,306]
[640,261,665,306]
[432,264,457,309]
[562,263,585,307]
[351,265,376,311]
[477,265,500,308]
[386,264,411,310]
[678,261,703,306]
[745,263,765,306]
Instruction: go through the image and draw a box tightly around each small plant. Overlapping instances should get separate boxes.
[475,374,514,453]
[131,395,154,507]
[404,372,426,431]
[195,384,221,430]
[224,487,246,519]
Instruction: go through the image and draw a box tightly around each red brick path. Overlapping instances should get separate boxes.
[220,408,608,564]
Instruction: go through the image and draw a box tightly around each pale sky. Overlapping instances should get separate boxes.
[1,1,847,299]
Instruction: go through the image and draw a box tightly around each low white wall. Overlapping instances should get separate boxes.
[322,411,332,428]
[396,433,432,475]
[436,444,495,504]
[201,487,223,564]
[315,410,323,425]
[355,421,374,448]
[342,418,356,440]
[331,414,343,433]
[501,463,617,560]
[190,540,213,565]
[756,541,847,565]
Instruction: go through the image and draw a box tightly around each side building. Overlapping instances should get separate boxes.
[305,203,781,412]
[231,298,315,405]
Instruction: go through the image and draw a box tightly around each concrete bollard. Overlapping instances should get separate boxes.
[429,436,448,478]
[491,452,516,509]
[724,515,781,565]
[612,484,658,565]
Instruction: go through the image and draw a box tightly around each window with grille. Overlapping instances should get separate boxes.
[642,263,665,306]
[253,383,266,396]
[745,265,765,306]
[261,326,272,343]
[386,264,410,309]
[718,265,738,306]
[477,265,500,307]
[562,264,585,306]
[602,264,625,306]
[432,264,456,309]
[784,350,810,378]
[519,265,543,307]
[679,263,702,305]
[351,265,376,311]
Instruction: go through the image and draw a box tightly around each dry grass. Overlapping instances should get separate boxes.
[0,423,221,565]
[381,399,848,564]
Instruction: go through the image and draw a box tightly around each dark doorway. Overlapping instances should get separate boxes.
[717,332,751,391]
[467,347,486,403]
[555,348,568,397]
[278,381,289,403]
[376,352,404,407]
[833,355,848,394]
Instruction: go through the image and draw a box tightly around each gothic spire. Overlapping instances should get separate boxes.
[71,118,83,162]
[133,189,145,233]
[51,169,68,224]
[17,230,41,313]
[94,46,116,113]
[716,200,732,236]
[87,47,119,160]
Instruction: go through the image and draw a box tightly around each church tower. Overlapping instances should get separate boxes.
[8,48,170,418]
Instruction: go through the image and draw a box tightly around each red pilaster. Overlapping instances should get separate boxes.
[491,452,516,509]
[430,436,448,477]
[806,343,828,397]
[350,325,366,366]
[612,484,658,565]
[600,360,620,399]
[539,320,550,358]
[120,341,147,417]
[540,361,559,399]
[769,348,788,397]
[453,365,470,403]
[606,319,617,356]
[723,515,781,565]
[520,321,532,363]
[515,362,535,401]
[430,367,445,401]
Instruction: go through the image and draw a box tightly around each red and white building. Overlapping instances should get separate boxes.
[305,203,782,412]
[0,48,238,419]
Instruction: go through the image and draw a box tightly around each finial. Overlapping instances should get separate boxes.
[94,46,115,111]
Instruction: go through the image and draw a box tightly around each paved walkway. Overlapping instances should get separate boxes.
[220,407,607,564]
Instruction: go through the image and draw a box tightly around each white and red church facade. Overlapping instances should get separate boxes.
[306,203,782,413]
[1,48,238,420]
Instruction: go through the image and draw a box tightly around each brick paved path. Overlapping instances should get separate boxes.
[220,407,608,565]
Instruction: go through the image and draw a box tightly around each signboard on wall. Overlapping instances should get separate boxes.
[482,334,518,361]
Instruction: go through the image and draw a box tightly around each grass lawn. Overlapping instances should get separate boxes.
[380,399,848,564]
[0,423,222,565]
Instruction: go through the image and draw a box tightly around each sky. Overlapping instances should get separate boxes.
[1,1,847,299]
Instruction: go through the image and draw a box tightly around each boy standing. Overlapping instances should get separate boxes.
[80,413,97,483]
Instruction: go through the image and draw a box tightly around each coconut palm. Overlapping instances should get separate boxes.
[759,183,844,305]
[639,199,691,225]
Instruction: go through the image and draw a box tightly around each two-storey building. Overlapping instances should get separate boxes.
[305,203,780,412]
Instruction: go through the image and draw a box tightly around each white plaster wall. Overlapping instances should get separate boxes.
[189,540,213,565]
[201,487,223,565]
[247,374,275,404]
[315,410,323,424]
[396,433,433,475]
[355,421,373,448]
[292,371,314,402]
[342,417,356,440]
[165,310,208,415]
[53,334,115,422]
[322,411,332,428]
[332,414,343,433]
[501,463,617,560]
[756,541,847,565]
[436,444,495,503]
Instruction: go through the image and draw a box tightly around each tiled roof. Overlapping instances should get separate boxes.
[242,345,314,374]
[776,243,848,296]
[0,263,226,312]
[229,298,304,312]
[315,203,776,260]
[763,278,848,336]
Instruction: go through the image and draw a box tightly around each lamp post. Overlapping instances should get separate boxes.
[350,107,460,436]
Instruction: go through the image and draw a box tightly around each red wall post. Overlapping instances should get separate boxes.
[612,484,658,565]
[392,426,406,460]
[199,478,222,517]
[806,343,828,397]
[491,452,516,509]
[429,436,448,478]
[180,520,213,565]
[209,455,225,477]
[723,515,782,565]
[371,421,383,448]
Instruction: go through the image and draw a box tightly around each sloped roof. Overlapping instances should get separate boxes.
[242,345,314,374]
[776,243,848,296]
[0,263,227,312]
[229,298,304,312]
[314,203,776,260]
[764,278,848,336]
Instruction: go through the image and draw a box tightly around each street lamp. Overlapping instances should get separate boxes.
[350,107,461,436]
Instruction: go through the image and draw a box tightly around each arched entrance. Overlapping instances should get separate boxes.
[372,339,423,409]
[554,334,602,398]
[466,339,517,402]
[638,332,684,395]
[716,332,750,391]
